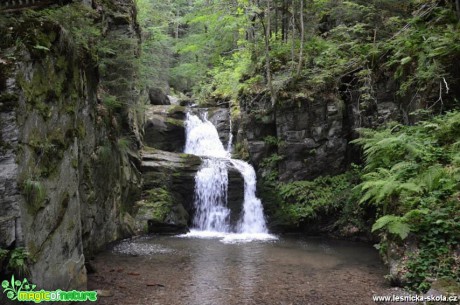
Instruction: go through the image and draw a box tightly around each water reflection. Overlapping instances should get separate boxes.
[89,235,386,305]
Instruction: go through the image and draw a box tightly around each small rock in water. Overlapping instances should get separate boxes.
[96,289,113,297]
[147,283,165,287]
[127,272,141,276]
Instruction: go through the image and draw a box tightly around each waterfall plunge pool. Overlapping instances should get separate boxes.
[87,110,387,304]
[86,235,387,305]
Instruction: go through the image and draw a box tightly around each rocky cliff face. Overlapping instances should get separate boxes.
[0,0,141,290]
[236,78,402,182]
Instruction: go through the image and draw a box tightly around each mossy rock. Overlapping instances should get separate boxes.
[166,117,185,127]
[134,187,189,234]
[430,278,460,295]
[135,188,173,225]
[167,105,187,118]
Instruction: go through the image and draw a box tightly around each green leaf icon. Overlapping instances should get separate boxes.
[7,291,15,299]
[1,280,9,289]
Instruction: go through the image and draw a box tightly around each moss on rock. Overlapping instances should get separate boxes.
[134,186,189,234]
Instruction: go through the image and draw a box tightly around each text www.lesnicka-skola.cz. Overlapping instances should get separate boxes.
[372,294,459,303]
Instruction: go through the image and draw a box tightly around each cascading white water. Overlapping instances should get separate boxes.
[185,112,229,159]
[192,160,230,232]
[230,160,268,234]
[184,111,275,242]
[226,116,233,153]
[185,112,231,232]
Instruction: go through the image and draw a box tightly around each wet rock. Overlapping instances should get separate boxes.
[179,97,194,106]
[144,105,187,152]
[0,216,16,248]
[0,0,143,291]
[428,278,460,298]
[167,95,179,105]
[237,79,402,182]
[138,149,201,231]
[148,88,170,105]
[0,106,22,249]
[135,190,189,234]
[238,95,277,166]
[207,107,231,147]
[141,149,201,194]
[384,236,418,287]
[276,98,347,181]
[227,164,245,226]
[96,289,113,297]
[148,220,188,234]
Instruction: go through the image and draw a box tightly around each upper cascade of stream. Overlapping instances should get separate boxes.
[183,111,276,243]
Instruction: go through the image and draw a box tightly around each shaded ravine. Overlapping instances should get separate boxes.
[84,107,387,304]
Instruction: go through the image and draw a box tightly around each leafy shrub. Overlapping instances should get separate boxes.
[276,168,362,227]
[6,248,29,276]
[354,111,460,291]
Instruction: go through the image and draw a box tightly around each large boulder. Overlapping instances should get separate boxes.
[148,88,170,105]
[144,105,187,152]
[137,149,201,233]
[135,187,189,234]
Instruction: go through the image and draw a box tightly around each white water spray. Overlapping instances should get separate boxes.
[183,111,275,242]
[227,116,233,153]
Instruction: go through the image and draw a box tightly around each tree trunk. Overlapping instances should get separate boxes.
[175,9,179,39]
[296,0,305,76]
[265,0,276,107]
[291,15,296,70]
[275,0,279,38]
[281,0,286,42]
[456,0,460,20]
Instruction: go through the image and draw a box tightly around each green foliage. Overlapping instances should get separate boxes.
[263,136,280,147]
[382,3,460,97]
[9,4,101,60]
[98,35,139,103]
[102,94,122,111]
[6,248,29,276]
[0,249,8,258]
[405,198,460,291]
[139,188,174,222]
[23,179,46,213]
[355,111,460,291]
[372,214,412,240]
[258,153,283,183]
[276,169,361,226]
[27,129,70,178]
[260,153,283,169]
[117,136,133,154]
[0,248,8,269]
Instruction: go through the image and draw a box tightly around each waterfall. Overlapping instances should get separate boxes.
[227,115,233,153]
[230,160,267,234]
[183,111,275,242]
